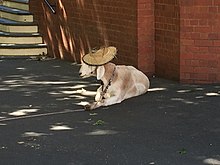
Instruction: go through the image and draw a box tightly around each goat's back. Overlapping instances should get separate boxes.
[116,65,150,89]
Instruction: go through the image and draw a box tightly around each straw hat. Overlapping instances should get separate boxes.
[82,46,117,66]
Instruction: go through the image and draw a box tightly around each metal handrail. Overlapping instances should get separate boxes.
[44,0,56,14]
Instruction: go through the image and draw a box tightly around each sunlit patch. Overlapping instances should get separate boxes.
[171,98,184,101]
[9,84,24,88]
[171,98,197,104]
[60,25,68,50]
[17,141,25,145]
[206,93,220,96]
[75,101,90,106]
[85,129,118,136]
[58,83,90,89]
[52,65,61,68]
[17,141,41,149]
[58,0,67,20]
[22,132,51,137]
[183,101,196,104]
[56,97,71,101]
[3,80,18,84]
[59,88,97,96]
[0,146,7,150]
[177,89,191,93]
[196,87,204,90]
[61,90,77,94]
[177,88,204,93]
[148,88,166,92]
[69,95,87,99]
[28,80,72,85]
[76,0,85,8]
[9,109,39,116]
[48,91,61,95]
[0,87,10,91]
[6,75,23,78]
[50,125,73,131]
[0,123,6,126]
[203,158,220,165]
[195,96,204,99]
[16,67,26,70]
[76,88,97,96]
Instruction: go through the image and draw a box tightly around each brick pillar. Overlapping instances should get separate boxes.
[30,0,78,61]
[30,0,140,67]
[137,0,155,76]
[180,0,220,83]
[155,0,180,80]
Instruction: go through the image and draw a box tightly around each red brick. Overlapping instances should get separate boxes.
[181,65,194,73]
[194,40,213,47]
[193,73,208,81]
[213,41,220,46]
[30,0,220,84]
[209,6,218,13]
[194,27,211,33]
[179,0,194,6]
[194,0,213,6]
[190,60,200,66]
[181,39,194,45]
[208,74,217,82]
[214,0,220,5]
[190,20,199,26]
[207,33,219,40]
[208,47,220,54]
[194,67,216,73]
[181,26,194,32]
[198,20,208,26]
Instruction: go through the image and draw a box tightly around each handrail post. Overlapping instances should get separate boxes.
[44,0,56,14]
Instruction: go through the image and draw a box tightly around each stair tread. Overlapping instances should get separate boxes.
[0,30,41,37]
[0,43,47,48]
[0,18,36,25]
[0,18,35,25]
[0,5,31,15]
[4,0,29,4]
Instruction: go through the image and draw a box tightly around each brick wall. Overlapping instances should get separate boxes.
[30,0,76,61]
[30,0,138,64]
[30,0,155,75]
[137,0,155,76]
[70,0,139,66]
[155,0,180,80]
[180,0,220,83]
[30,0,220,84]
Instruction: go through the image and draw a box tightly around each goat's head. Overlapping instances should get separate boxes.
[79,62,97,78]
[79,62,106,80]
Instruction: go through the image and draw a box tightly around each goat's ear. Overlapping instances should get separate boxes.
[96,66,105,80]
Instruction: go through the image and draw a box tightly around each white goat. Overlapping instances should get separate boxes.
[79,62,150,110]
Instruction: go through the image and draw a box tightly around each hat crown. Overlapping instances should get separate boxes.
[83,46,117,66]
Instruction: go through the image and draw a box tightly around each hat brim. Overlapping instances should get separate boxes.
[82,46,117,66]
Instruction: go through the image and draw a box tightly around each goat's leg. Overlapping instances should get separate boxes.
[95,86,102,102]
[85,95,122,110]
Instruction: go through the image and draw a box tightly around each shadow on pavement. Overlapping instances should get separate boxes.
[0,58,220,165]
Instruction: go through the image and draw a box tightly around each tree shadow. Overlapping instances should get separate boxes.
[0,59,220,165]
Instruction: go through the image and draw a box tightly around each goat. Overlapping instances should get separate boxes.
[79,62,150,110]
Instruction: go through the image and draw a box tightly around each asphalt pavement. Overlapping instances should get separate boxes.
[0,58,220,165]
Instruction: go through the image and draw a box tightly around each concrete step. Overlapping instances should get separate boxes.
[0,43,47,56]
[0,5,33,22]
[0,0,48,57]
[0,31,43,44]
[2,0,29,11]
[0,18,38,33]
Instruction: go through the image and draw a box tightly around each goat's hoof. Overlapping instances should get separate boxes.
[84,104,92,111]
